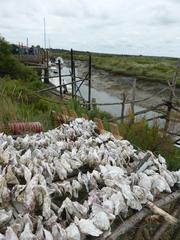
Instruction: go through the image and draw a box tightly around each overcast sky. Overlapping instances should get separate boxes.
[0,0,180,57]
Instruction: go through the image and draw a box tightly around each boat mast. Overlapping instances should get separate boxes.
[43,17,47,50]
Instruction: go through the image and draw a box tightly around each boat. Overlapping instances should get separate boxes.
[55,56,64,65]
[49,66,58,77]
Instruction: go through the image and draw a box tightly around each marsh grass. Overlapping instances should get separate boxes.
[55,50,179,84]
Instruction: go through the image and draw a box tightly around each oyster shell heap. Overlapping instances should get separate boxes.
[0,118,179,239]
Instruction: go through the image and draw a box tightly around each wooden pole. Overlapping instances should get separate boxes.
[131,77,136,122]
[146,201,178,224]
[107,190,180,240]
[121,93,126,123]
[43,17,47,50]
[164,60,179,132]
[73,60,76,99]
[44,50,49,84]
[47,50,49,68]
[92,98,96,110]
[71,49,74,98]
[58,60,62,98]
[164,100,172,133]
[152,206,180,240]
[88,53,92,110]
[164,82,175,132]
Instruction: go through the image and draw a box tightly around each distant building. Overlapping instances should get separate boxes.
[11,44,41,56]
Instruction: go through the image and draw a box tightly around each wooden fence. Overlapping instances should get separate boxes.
[40,50,180,145]
[40,49,92,106]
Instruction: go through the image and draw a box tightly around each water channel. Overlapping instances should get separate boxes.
[49,65,165,126]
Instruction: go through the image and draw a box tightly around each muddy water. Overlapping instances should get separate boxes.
[49,65,165,127]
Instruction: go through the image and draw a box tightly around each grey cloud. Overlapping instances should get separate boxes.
[1,0,180,57]
[0,24,14,30]
[51,9,77,18]
[151,5,179,25]
[50,0,109,20]
[158,16,177,25]
[87,20,118,30]
[0,11,12,18]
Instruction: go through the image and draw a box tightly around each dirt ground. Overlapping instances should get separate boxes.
[75,60,180,109]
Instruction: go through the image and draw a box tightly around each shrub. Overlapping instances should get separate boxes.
[0,38,38,82]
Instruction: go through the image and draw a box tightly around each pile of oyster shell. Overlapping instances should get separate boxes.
[0,118,179,239]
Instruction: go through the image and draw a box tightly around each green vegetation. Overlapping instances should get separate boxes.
[0,37,111,131]
[118,118,180,170]
[0,38,37,81]
[92,55,179,84]
[53,49,179,85]
[0,76,59,130]
[0,37,58,129]
[0,76,113,131]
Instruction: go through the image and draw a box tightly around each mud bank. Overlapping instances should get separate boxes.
[74,60,180,109]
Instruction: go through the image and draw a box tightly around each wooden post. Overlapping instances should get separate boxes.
[121,93,126,123]
[88,53,92,110]
[44,68,49,84]
[131,77,136,122]
[44,50,49,84]
[164,99,172,133]
[92,98,96,110]
[164,61,179,132]
[71,49,74,98]
[73,60,76,99]
[58,60,62,98]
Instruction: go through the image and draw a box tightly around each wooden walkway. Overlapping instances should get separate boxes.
[15,54,48,70]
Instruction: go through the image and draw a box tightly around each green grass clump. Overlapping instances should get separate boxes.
[0,96,18,124]
[118,118,180,170]
[0,78,61,130]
